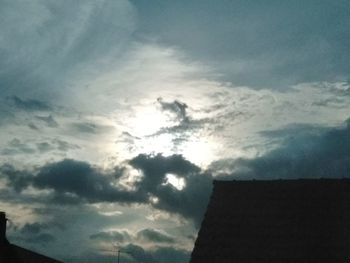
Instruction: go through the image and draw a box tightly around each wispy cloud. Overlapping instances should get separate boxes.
[7,96,52,111]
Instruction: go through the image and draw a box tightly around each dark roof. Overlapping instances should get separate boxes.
[0,243,62,263]
[0,211,62,263]
[190,179,350,263]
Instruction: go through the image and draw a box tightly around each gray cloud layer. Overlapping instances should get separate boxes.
[65,244,189,263]
[2,119,350,262]
[133,0,350,88]
[2,120,350,228]
[90,228,174,244]
[1,154,212,226]
[0,0,135,101]
[7,96,52,112]
[89,230,128,243]
[137,228,175,244]
[212,120,350,180]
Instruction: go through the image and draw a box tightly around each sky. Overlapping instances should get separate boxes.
[1,0,350,262]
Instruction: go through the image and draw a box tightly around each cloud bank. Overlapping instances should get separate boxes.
[1,154,212,226]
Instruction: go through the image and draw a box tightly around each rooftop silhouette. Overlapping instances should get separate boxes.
[190,179,350,263]
[0,212,62,263]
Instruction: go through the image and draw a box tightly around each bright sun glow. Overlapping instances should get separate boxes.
[181,138,217,167]
[116,102,219,167]
[140,133,175,157]
[128,106,172,137]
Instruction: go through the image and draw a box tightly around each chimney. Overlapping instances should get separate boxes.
[0,211,8,244]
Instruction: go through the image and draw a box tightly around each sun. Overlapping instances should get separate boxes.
[117,102,217,167]
[180,138,217,167]
[117,104,177,157]
[128,106,171,137]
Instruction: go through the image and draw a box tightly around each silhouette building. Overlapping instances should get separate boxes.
[190,179,350,263]
[0,212,62,263]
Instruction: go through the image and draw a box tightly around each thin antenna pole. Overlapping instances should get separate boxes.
[98,244,130,263]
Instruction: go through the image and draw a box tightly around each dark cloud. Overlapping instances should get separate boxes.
[0,96,57,129]
[54,139,80,152]
[151,247,190,263]
[1,138,79,156]
[152,98,211,144]
[136,228,175,243]
[0,155,212,226]
[20,233,56,244]
[130,154,212,226]
[5,117,350,229]
[123,244,157,263]
[152,98,245,150]
[64,244,190,263]
[70,122,114,134]
[121,244,190,263]
[35,115,59,128]
[71,122,98,133]
[1,139,80,156]
[121,131,141,140]
[7,96,51,111]
[48,192,84,205]
[0,103,15,126]
[4,119,349,260]
[0,164,32,192]
[212,120,350,180]
[151,118,209,138]
[133,0,350,88]
[0,159,141,204]
[154,98,207,135]
[63,252,116,263]
[20,222,49,235]
[130,154,199,190]
[157,97,189,123]
[153,170,212,227]
[36,142,54,153]
[89,230,129,243]
[1,139,36,156]
[13,222,57,245]
[36,140,80,153]
[33,159,141,203]
[28,123,39,130]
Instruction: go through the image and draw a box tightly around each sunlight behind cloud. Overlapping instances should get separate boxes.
[128,105,172,137]
[164,173,186,190]
[181,139,218,168]
[139,134,175,157]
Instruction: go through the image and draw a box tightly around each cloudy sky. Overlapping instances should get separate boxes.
[1,0,350,262]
